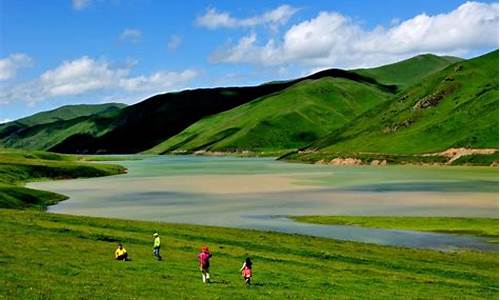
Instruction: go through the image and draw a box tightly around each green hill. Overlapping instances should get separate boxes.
[148,54,462,155]
[0,104,124,150]
[0,103,125,150]
[0,53,469,155]
[0,103,125,128]
[49,69,394,154]
[353,54,462,89]
[148,77,390,154]
[285,50,498,163]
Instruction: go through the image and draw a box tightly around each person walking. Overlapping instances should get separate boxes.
[153,232,162,261]
[198,246,212,283]
[240,257,253,285]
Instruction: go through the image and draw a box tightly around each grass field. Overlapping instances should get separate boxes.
[291,216,499,239]
[0,209,498,299]
[0,149,126,209]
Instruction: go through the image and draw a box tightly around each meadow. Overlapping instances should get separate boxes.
[291,216,499,240]
[0,209,498,299]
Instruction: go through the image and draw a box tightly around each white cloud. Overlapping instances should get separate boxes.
[196,5,298,29]
[211,1,499,68]
[0,53,33,80]
[40,56,129,96]
[0,118,12,124]
[119,28,142,43]
[119,69,198,92]
[167,35,182,51]
[72,0,90,10]
[0,56,198,105]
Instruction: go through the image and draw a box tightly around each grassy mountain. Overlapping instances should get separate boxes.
[353,54,462,89]
[0,103,125,150]
[148,77,391,154]
[0,53,466,155]
[285,50,498,162]
[48,69,395,154]
[0,105,124,150]
[0,103,125,127]
[148,54,461,155]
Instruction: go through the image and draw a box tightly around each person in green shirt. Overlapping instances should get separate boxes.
[153,232,162,261]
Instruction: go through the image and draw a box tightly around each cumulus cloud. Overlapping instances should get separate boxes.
[119,69,197,92]
[167,35,182,51]
[0,53,33,80]
[211,1,499,68]
[119,28,142,43]
[196,5,298,29]
[0,56,198,105]
[72,0,90,10]
[40,56,129,96]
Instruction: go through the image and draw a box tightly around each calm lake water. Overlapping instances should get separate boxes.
[29,155,499,251]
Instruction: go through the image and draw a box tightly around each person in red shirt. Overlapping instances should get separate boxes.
[198,246,212,283]
[240,257,253,285]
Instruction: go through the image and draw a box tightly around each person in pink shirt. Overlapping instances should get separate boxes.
[240,257,253,285]
[198,246,212,283]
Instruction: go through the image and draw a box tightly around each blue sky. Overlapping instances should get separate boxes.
[0,0,498,121]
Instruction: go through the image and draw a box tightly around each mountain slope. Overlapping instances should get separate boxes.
[49,69,395,154]
[0,103,126,128]
[353,54,462,90]
[0,104,125,150]
[148,77,391,154]
[1,53,463,154]
[286,50,498,162]
[148,54,462,155]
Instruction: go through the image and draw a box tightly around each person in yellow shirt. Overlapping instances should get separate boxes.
[153,233,162,261]
[114,243,128,261]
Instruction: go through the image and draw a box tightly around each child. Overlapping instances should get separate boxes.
[198,246,212,283]
[240,257,253,285]
[114,243,128,261]
[153,232,162,261]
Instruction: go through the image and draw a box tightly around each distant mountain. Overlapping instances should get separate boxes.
[353,54,462,89]
[49,68,395,154]
[284,50,498,162]
[147,77,390,154]
[147,54,462,154]
[1,52,492,158]
[0,103,125,150]
[0,103,126,127]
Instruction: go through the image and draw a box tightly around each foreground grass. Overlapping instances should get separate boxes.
[291,216,499,239]
[0,209,498,299]
[0,148,126,209]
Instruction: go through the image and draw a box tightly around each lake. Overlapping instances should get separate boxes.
[29,155,499,251]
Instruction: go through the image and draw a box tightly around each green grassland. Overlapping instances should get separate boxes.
[0,149,126,209]
[290,50,498,161]
[291,216,499,239]
[1,209,498,299]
